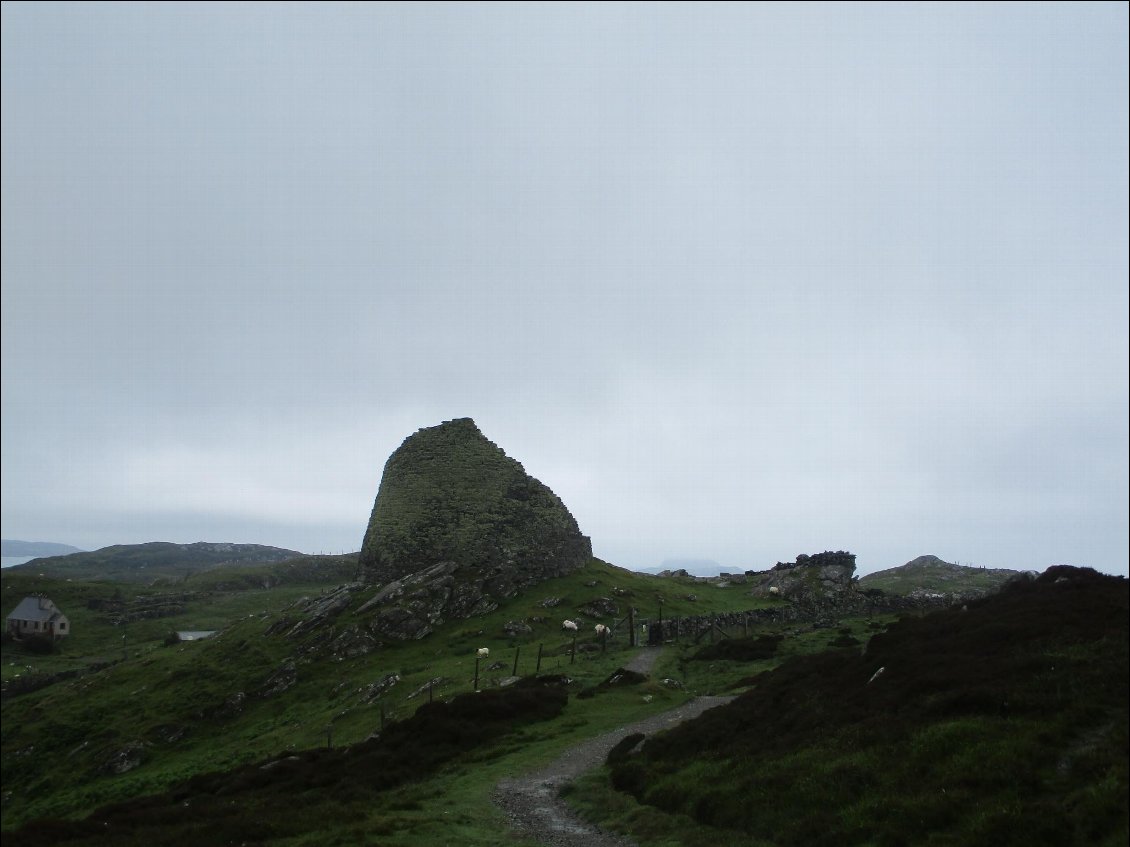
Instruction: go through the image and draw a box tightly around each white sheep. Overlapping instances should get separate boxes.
[476,647,490,658]
[768,586,780,595]
[594,624,609,635]
[562,619,578,631]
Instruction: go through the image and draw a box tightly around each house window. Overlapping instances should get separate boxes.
[60,622,67,630]
[34,621,39,630]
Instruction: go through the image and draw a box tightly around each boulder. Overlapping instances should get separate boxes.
[578,597,618,618]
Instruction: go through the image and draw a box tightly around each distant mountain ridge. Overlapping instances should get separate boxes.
[1,540,83,557]
[8,541,305,584]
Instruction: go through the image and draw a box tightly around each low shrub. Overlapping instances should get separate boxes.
[693,634,782,662]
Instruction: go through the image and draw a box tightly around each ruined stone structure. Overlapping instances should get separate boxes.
[353,419,592,639]
[745,551,858,601]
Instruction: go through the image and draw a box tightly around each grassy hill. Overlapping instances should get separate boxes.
[4,555,1122,846]
[0,555,355,684]
[859,554,1023,596]
[0,557,765,840]
[7,542,307,584]
[574,566,1128,847]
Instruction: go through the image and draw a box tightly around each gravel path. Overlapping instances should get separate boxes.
[493,647,734,847]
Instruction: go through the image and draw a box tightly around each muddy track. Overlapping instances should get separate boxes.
[493,648,734,846]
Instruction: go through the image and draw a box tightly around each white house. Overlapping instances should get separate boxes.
[5,596,70,640]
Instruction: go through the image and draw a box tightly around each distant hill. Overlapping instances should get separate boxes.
[1,540,83,557]
[8,542,305,584]
[859,554,1024,597]
[643,558,723,576]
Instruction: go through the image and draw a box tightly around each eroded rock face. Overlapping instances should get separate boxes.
[352,419,591,637]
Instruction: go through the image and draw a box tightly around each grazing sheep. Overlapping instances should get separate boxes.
[562,620,578,631]
[477,647,490,658]
[768,586,780,595]
[594,624,609,635]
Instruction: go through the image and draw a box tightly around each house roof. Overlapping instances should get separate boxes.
[6,596,65,623]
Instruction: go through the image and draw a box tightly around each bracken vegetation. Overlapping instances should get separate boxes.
[7,683,568,846]
[602,566,1129,847]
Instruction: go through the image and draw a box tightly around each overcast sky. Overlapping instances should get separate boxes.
[2,3,1127,576]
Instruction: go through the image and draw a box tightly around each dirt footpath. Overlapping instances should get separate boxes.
[493,647,733,847]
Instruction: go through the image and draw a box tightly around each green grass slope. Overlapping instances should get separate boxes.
[588,566,1128,847]
[1,557,765,837]
[9,683,570,846]
[1,557,355,683]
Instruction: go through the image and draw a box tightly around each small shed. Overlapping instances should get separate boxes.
[6,596,71,639]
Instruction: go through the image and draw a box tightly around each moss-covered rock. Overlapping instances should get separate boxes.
[357,419,591,600]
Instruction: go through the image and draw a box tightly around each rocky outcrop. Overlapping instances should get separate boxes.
[353,419,592,637]
[747,551,857,602]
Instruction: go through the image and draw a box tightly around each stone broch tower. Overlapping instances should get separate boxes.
[357,418,592,597]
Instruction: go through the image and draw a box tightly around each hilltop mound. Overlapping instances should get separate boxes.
[358,418,591,589]
[860,554,1023,597]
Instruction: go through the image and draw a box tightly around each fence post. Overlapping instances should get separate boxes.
[628,607,636,647]
[474,657,480,691]
[536,643,543,673]
[513,646,520,676]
